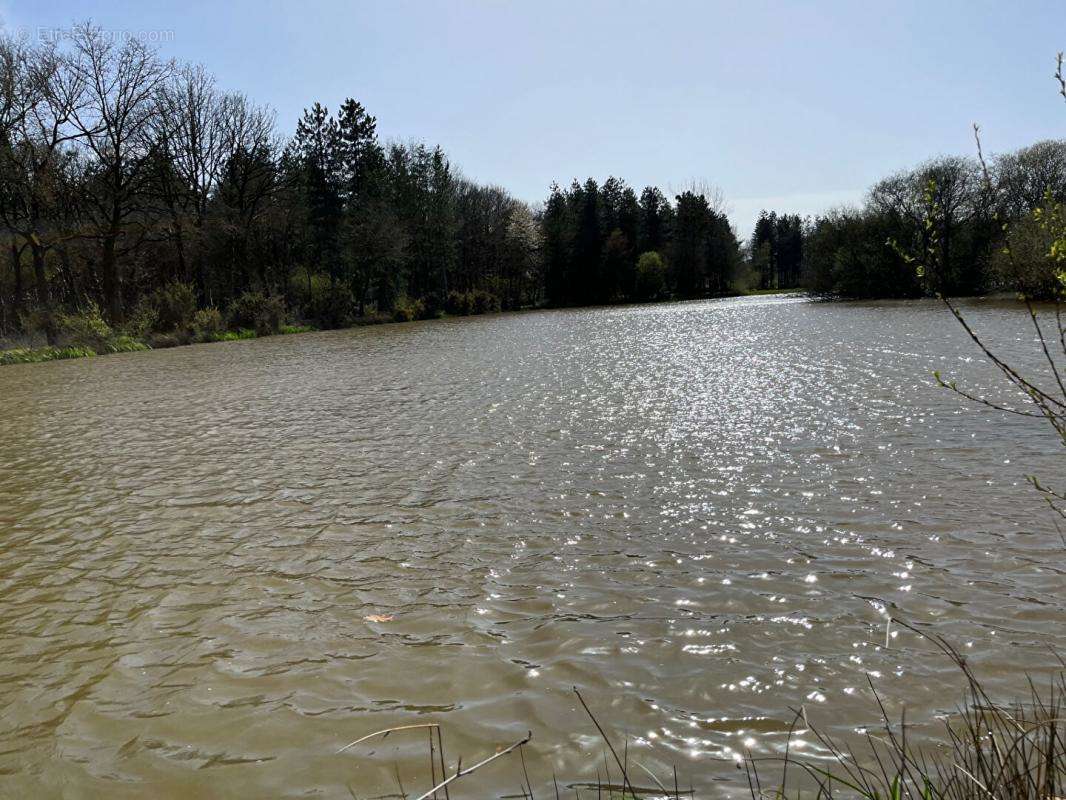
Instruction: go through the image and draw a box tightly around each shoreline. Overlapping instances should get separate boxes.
[1,289,1030,368]
[0,290,805,367]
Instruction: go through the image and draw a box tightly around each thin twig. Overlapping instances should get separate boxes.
[413,731,532,800]
[574,687,641,799]
[337,723,441,754]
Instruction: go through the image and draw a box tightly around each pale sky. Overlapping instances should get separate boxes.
[3,0,1064,236]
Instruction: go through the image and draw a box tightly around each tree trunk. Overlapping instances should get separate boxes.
[100,232,122,323]
[31,240,49,308]
[172,220,188,284]
[99,193,125,322]
[29,241,59,344]
[10,240,23,321]
[55,246,76,309]
[192,219,207,304]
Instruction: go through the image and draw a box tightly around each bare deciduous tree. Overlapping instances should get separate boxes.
[66,23,170,320]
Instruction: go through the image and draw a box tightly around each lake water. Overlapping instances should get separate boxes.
[0,294,1062,798]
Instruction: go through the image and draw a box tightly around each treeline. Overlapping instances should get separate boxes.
[6,24,1059,355]
[750,211,804,291]
[0,25,764,352]
[0,25,543,345]
[541,180,747,306]
[802,142,1066,298]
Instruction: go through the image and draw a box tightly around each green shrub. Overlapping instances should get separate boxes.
[52,346,96,361]
[301,276,353,329]
[125,283,195,337]
[446,290,473,316]
[0,345,95,365]
[351,311,392,326]
[56,304,113,350]
[104,335,150,354]
[147,331,187,349]
[447,289,501,316]
[0,319,148,364]
[288,272,325,308]
[146,282,197,332]
[634,251,668,301]
[470,289,501,314]
[993,207,1066,300]
[190,307,225,342]
[392,296,425,322]
[420,292,444,320]
[2,347,40,365]
[280,324,314,335]
[305,291,352,329]
[213,329,257,342]
[122,302,159,339]
[227,291,286,336]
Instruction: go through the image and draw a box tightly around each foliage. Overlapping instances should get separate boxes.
[1031,192,1066,293]
[226,291,286,336]
[1044,202,1066,263]
[672,190,741,296]
[541,178,740,306]
[799,141,1066,299]
[0,345,96,365]
[211,329,257,342]
[122,303,160,340]
[298,274,354,329]
[907,59,1066,522]
[1,305,149,364]
[750,211,804,290]
[144,282,197,332]
[103,335,150,354]
[147,331,188,349]
[445,289,501,315]
[55,304,113,351]
[1,20,1064,347]
[0,27,541,342]
[990,204,1065,299]
[190,307,225,342]
[445,290,473,315]
[805,209,921,298]
[633,251,667,300]
[471,289,501,314]
[391,295,425,322]
[420,291,444,320]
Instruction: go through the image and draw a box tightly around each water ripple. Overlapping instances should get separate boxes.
[0,295,1062,796]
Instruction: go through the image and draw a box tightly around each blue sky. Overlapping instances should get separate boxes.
[2,0,1064,236]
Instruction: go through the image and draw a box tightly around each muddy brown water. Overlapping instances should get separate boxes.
[0,294,1062,798]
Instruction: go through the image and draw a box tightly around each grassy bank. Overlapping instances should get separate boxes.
[0,339,149,366]
[0,325,320,367]
[0,345,103,366]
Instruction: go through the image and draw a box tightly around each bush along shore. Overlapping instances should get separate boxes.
[1,287,270,365]
[2,274,799,367]
[0,282,531,366]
